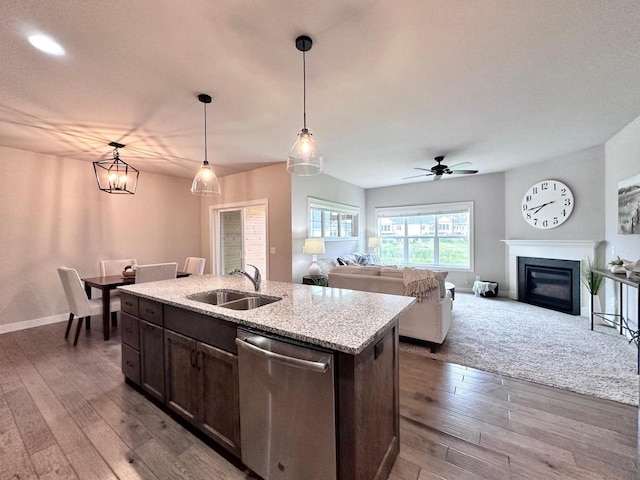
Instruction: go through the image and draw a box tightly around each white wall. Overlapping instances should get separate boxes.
[199,164,292,283]
[604,115,640,330]
[365,173,506,291]
[0,146,201,329]
[504,146,605,242]
[291,174,366,283]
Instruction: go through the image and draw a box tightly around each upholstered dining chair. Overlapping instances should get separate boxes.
[58,267,121,346]
[135,263,178,283]
[183,257,206,276]
[100,258,137,277]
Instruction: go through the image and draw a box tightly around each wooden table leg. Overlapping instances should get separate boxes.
[102,288,110,341]
[84,283,92,330]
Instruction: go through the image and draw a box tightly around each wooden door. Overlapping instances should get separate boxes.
[164,330,199,423]
[139,320,165,402]
[197,342,240,456]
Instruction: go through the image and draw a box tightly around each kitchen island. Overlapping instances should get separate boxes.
[118,274,415,480]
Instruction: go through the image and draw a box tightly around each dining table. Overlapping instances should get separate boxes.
[82,272,191,341]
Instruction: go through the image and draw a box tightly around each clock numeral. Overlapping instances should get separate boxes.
[553,217,559,225]
[532,187,538,194]
[541,182,548,190]
[562,209,566,217]
[526,213,531,220]
[522,204,528,211]
[533,218,538,226]
[553,183,557,190]
[561,188,566,196]
[542,220,548,227]
[564,198,571,206]
[526,195,532,202]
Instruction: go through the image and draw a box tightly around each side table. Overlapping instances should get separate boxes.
[303,274,329,287]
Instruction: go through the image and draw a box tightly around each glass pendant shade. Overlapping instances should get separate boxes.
[287,128,324,176]
[93,143,139,194]
[191,161,221,195]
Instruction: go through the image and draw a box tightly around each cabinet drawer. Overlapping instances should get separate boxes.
[122,344,140,385]
[140,298,163,326]
[121,313,140,349]
[121,293,139,316]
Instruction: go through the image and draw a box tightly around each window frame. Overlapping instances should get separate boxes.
[308,197,360,240]
[375,201,474,271]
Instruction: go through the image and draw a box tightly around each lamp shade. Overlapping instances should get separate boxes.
[191,163,221,196]
[368,237,381,248]
[287,129,323,176]
[304,238,325,255]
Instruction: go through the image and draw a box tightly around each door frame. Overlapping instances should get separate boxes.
[209,199,269,278]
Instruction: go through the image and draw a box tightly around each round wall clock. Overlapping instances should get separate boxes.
[521,180,574,229]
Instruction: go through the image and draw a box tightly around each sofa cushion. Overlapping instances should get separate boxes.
[317,257,338,274]
[380,267,403,278]
[331,265,381,276]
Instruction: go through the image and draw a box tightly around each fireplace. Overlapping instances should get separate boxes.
[517,256,580,315]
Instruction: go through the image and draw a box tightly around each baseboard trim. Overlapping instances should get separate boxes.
[0,313,68,335]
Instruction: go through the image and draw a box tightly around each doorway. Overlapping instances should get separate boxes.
[210,200,268,278]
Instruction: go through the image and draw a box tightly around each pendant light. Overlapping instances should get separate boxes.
[287,35,323,176]
[191,93,221,196]
[93,142,139,194]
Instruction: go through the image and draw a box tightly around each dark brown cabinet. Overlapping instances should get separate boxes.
[164,330,240,456]
[140,320,165,402]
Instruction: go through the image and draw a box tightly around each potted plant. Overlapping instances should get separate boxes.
[581,257,604,295]
[609,256,625,274]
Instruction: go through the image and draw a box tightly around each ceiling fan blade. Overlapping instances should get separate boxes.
[450,170,478,175]
[403,173,431,179]
[448,162,472,170]
[414,167,433,172]
[433,174,443,181]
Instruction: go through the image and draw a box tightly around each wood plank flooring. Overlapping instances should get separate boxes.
[0,321,637,479]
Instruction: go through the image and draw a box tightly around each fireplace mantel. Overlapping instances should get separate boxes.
[502,239,603,316]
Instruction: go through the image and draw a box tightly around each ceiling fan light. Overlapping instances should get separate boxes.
[191,162,221,195]
[286,128,323,176]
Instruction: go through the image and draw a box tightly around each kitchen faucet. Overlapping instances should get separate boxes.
[228,264,261,291]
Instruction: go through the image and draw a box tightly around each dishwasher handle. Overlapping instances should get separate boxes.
[235,337,330,373]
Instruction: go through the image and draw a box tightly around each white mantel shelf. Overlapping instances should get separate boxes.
[502,240,602,249]
[502,239,603,316]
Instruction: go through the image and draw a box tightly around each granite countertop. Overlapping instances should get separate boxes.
[118,274,415,355]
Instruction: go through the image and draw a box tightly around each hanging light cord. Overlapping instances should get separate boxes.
[302,49,307,130]
[113,147,119,160]
[203,101,209,166]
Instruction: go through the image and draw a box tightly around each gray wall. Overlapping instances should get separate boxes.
[291,174,366,283]
[504,146,605,242]
[365,172,506,291]
[604,115,640,328]
[0,145,201,330]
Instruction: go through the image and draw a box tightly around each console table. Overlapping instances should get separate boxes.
[590,268,640,373]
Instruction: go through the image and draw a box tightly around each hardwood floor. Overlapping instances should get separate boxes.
[0,321,637,480]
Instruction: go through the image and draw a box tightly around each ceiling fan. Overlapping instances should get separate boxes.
[404,155,478,181]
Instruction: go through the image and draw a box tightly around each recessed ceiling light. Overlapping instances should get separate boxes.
[28,34,65,56]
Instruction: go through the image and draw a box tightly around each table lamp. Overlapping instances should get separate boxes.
[304,238,325,276]
[368,237,381,252]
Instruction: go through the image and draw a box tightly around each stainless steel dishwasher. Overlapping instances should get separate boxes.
[236,328,336,480]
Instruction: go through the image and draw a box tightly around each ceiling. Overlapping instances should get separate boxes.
[2,1,640,189]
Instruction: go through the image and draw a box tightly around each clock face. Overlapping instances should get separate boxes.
[521,180,574,229]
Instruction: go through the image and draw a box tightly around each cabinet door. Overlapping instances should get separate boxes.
[197,342,240,456]
[165,330,199,423]
[139,320,165,402]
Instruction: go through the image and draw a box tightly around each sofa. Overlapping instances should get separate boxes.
[328,265,452,344]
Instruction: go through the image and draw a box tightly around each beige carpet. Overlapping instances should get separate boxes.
[400,293,639,406]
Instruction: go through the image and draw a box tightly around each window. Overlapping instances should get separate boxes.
[308,197,359,239]
[376,201,473,270]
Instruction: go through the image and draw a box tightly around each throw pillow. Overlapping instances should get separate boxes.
[337,257,347,265]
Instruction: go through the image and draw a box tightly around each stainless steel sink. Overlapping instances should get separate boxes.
[188,289,281,310]
[218,295,281,310]
[188,289,246,305]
